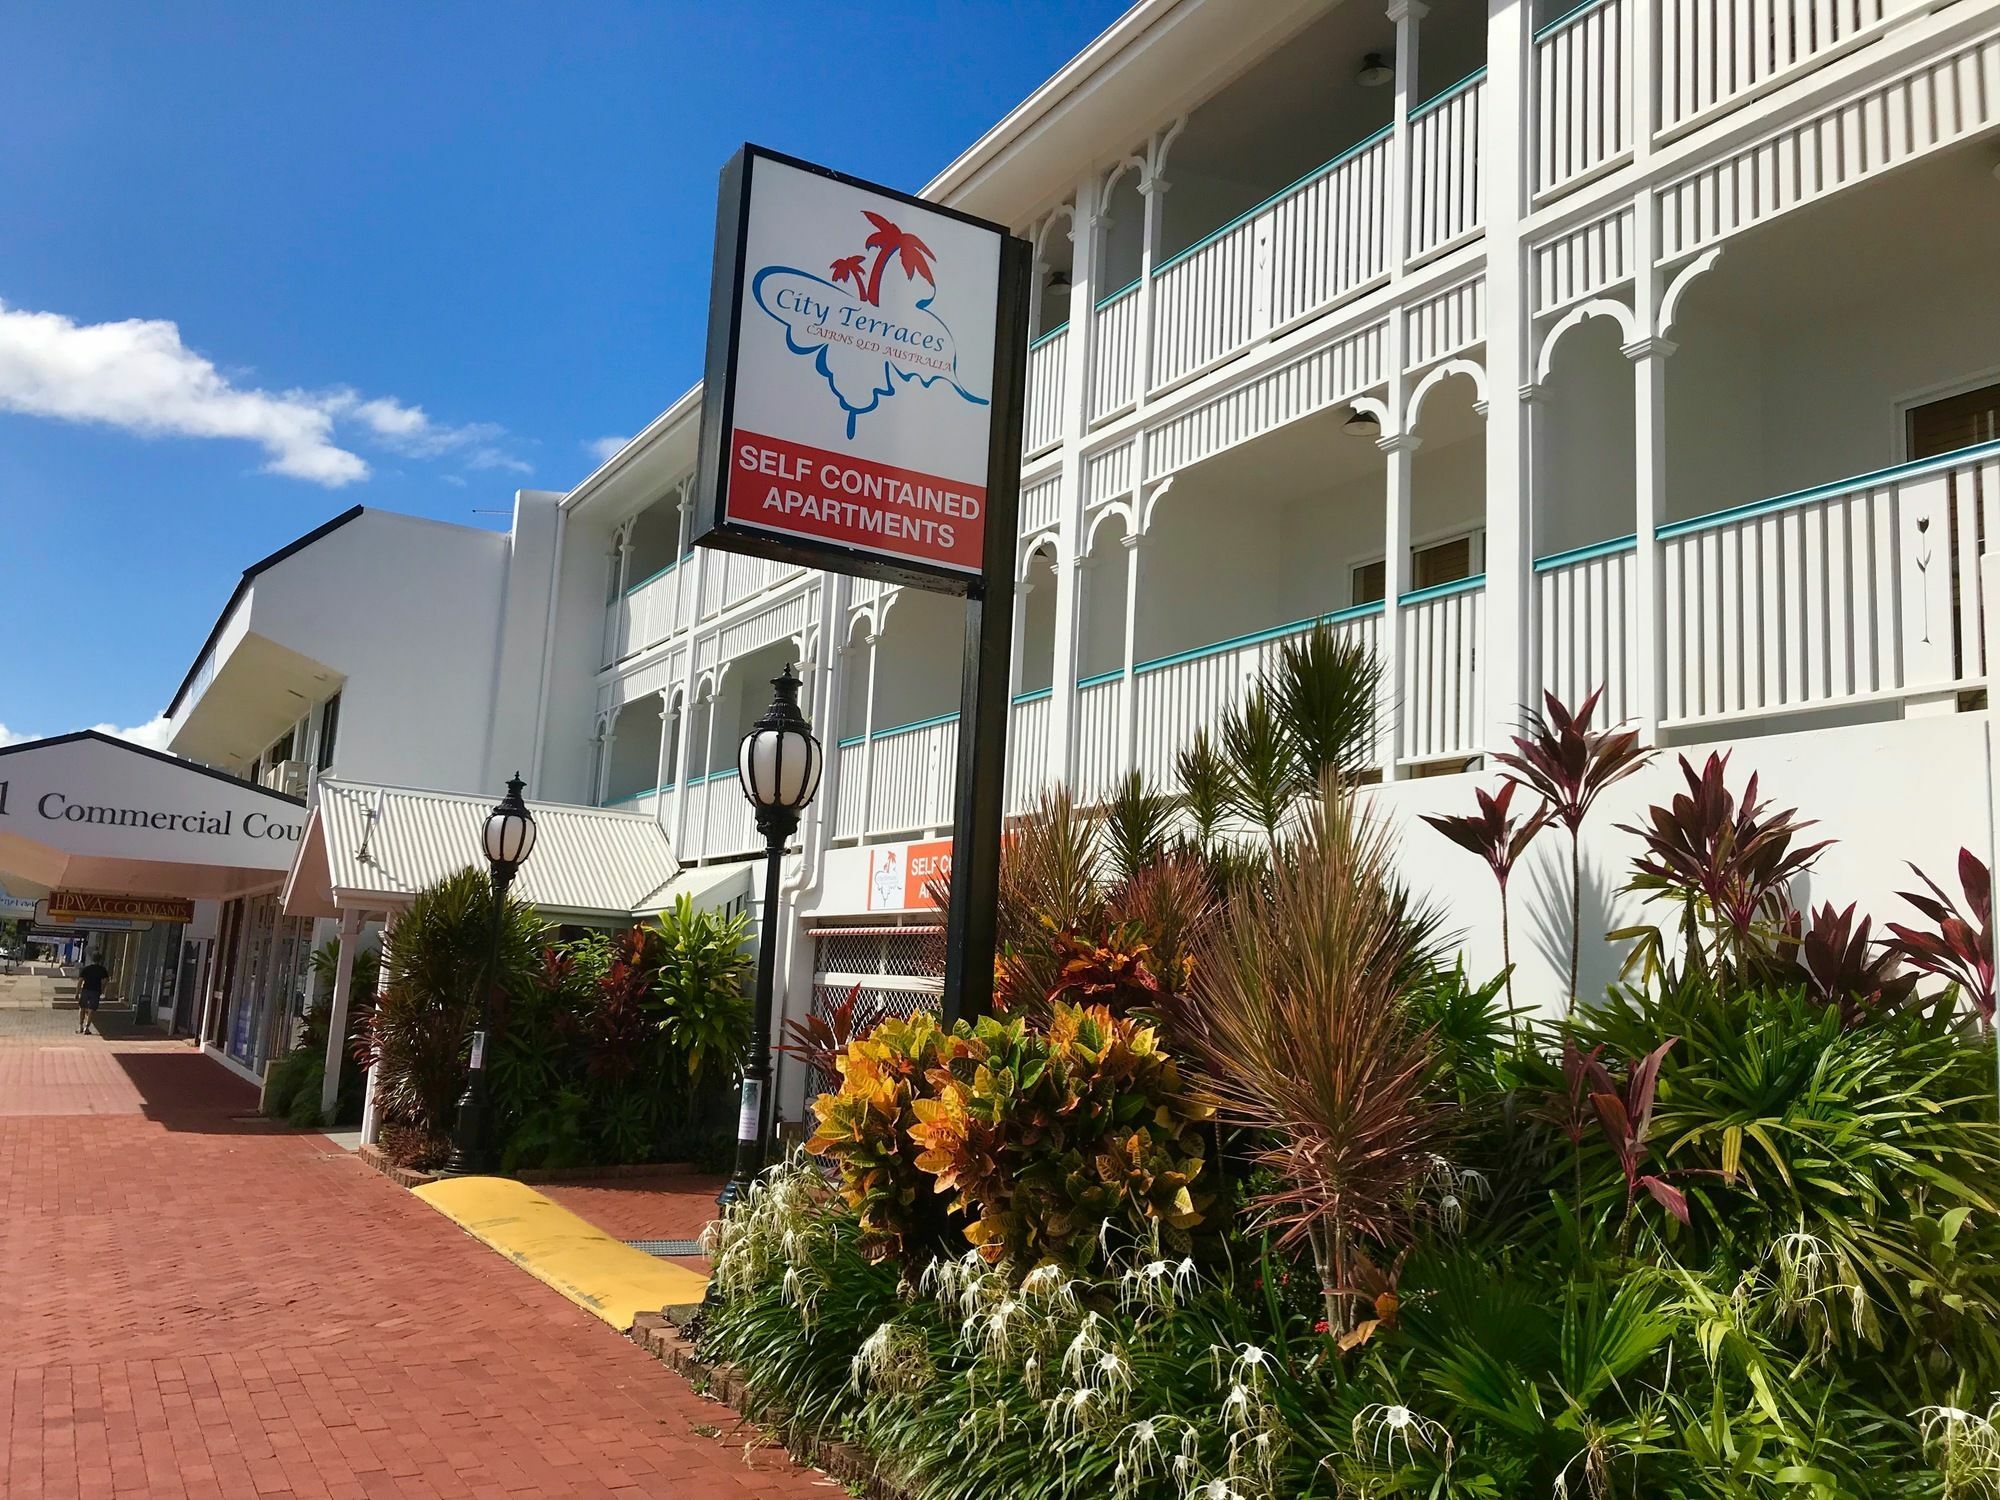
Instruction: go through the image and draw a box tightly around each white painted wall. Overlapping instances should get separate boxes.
[251,512,512,793]
[483,490,563,794]
[1368,713,1997,1010]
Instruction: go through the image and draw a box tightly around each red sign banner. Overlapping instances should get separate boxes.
[728,430,985,574]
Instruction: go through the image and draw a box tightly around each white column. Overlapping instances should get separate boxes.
[1117,531,1146,776]
[664,696,688,836]
[317,908,363,1124]
[358,909,397,1148]
[1479,0,1535,752]
[1625,337,1673,739]
[1135,119,1181,401]
[1387,0,1428,273]
[1378,432,1421,777]
[1047,174,1101,788]
[696,673,724,858]
[858,633,881,839]
[593,711,616,805]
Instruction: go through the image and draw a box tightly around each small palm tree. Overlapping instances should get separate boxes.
[1272,622,1381,793]
[860,213,936,306]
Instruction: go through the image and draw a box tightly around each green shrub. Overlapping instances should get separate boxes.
[365,866,546,1159]
[261,1049,318,1122]
[283,1060,326,1128]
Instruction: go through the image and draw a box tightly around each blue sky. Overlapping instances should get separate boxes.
[0,1,1123,746]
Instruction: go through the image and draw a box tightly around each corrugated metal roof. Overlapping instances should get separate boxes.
[300,777,684,918]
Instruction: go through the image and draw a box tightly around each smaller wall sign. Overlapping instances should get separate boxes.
[48,891,196,924]
[867,838,952,912]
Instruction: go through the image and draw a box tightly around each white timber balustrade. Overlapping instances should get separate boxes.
[1659,441,2000,727]
[858,717,958,840]
[1658,0,1901,137]
[1006,692,1051,814]
[1407,72,1485,261]
[1089,284,1141,423]
[1072,678,1123,807]
[1149,129,1395,393]
[1534,0,1631,195]
[610,563,682,662]
[684,772,756,862]
[1535,538,1637,725]
[1398,578,1486,765]
[1025,325,1068,456]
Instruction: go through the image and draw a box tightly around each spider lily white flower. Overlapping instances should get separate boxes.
[1353,1401,1452,1468]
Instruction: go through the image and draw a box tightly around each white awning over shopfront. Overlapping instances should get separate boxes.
[0,731,304,902]
[284,777,690,923]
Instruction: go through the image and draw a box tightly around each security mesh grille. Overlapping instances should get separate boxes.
[805,925,944,1099]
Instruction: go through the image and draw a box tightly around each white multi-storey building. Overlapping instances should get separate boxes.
[85,0,2000,1119]
[544,0,2000,1114]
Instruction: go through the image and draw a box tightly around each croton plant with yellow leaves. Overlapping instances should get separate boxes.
[808,1001,1212,1272]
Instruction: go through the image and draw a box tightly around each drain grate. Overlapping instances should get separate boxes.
[624,1238,705,1257]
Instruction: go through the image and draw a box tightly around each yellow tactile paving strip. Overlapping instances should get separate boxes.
[413,1175,708,1331]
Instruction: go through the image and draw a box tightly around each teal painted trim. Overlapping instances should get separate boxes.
[1095,278,1141,311]
[1657,436,2000,541]
[836,734,863,750]
[1028,321,1069,351]
[607,781,675,805]
[1399,572,1487,606]
[1077,668,1122,690]
[1131,601,1384,678]
[1411,66,1488,121]
[622,559,678,596]
[1534,0,1613,41]
[1533,534,1637,573]
[837,710,961,752]
[1013,686,1053,704]
[1151,122,1396,279]
[1324,599,1388,624]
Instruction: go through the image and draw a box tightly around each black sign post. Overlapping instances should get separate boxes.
[691,143,1032,1034]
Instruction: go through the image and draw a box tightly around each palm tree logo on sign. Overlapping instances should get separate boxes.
[752,211,990,439]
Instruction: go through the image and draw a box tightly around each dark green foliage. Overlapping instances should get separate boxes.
[489,896,750,1170]
[1269,620,1381,792]
[366,866,546,1144]
[260,1048,320,1123]
[1101,772,1174,886]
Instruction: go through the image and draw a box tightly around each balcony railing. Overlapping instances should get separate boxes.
[1532,439,2000,727]
[603,548,808,669]
[1407,72,1486,261]
[1534,0,1631,194]
[1025,324,1068,456]
[1089,283,1141,422]
[1532,0,1926,200]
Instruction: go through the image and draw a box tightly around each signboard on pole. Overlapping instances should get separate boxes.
[693,143,1031,1034]
[692,144,1025,596]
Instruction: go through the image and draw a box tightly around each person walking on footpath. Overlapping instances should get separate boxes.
[77,957,109,1035]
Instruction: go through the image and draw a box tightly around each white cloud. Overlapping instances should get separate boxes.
[0,298,527,486]
[586,434,631,465]
[0,715,173,751]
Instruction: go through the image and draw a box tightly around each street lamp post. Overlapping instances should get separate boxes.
[718,664,822,1210]
[445,773,538,1177]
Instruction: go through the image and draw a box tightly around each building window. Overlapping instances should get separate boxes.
[1908,381,2000,461]
[315,692,341,773]
[1351,532,1481,607]
[267,727,295,767]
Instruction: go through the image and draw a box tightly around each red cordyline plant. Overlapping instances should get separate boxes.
[1421,780,1551,1034]
[1885,848,1995,1026]
[1492,686,1653,1007]
[1617,752,1832,987]
[1550,1038,1689,1245]
[1790,901,1917,1029]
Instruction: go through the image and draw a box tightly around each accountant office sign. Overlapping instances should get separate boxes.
[692,145,1027,592]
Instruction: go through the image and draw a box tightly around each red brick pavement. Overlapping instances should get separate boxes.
[0,1029,833,1498]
